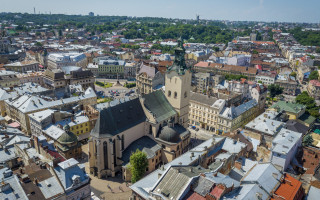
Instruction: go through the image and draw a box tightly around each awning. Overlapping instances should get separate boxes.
[39,64,44,68]
[8,121,20,128]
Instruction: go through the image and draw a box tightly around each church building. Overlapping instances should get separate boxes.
[88,39,193,179]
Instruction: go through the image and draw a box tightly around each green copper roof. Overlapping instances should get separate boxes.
[143,90,177,123]
[167,38,190,75]
[57,131,78,144]
[270,101,306,114]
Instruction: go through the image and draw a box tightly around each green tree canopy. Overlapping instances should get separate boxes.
[129,149,148,183]
[296,91,320,118]
[303,135,314,146]
[268,84,283,98]
[225,74,248,81]
[290,71,297,78]
[35,42,42,47]
[309,70,319,80]
[288,27,320,46]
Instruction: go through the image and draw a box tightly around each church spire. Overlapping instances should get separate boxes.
[168,38,189,75]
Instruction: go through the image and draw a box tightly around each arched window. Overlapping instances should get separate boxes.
[149,125,152,135]
[174,92,177,99]
[184,91,187,98]
[168,90,171,97]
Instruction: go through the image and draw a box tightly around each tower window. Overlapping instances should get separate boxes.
[174,92,177,99]
[168,90,171,97]
[184,91,187,98]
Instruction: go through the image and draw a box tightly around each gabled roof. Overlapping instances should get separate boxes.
[142,90,176,122]
[271,173,302,200]
[242,163,281,195]
[285,120,309,135]
[91,98,146,138]
[54,158,89,190]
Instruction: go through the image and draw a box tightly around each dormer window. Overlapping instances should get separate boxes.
[72,175,81,186]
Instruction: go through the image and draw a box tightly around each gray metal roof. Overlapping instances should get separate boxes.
[306,186,320,200]
[122,136,161,167]
[242,163,281,195]
[205,172,240,188]
[190,92,217,106]
[272,128,302,155]
[54,158,90,190]
[7,87,96,114]
[0,168,28,200]
[38,176,64,199]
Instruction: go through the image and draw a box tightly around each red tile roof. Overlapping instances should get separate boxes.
[47,150,65,162]
[309,80,320,87]
[185,191,205,200]
[271,174,302,200]
[194,61,211,68]
[210,186,224,199]
[253,41,275,45]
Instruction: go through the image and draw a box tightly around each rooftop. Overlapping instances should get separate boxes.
[272,128,302,155]
[122,136,162,167]
[245,111,284,136]
[91,98,146,138]
[142,90,177,123]
[271,173,302,200]
[270,101,305,114]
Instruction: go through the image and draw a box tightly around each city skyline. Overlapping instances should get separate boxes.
[2,0,320,23]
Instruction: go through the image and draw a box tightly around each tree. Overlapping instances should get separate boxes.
[296,91,320,118]
[268,84,283,98]
[296,91,316,108]
[35,42,42,47]
[303,135,314,146]
[290,71,297,78]
[212,46,220,52]
[309,70,319,80]
[58,29,63,37]
[129,149,148,183]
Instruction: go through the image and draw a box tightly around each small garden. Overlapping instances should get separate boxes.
[124,82,136,88]
[95,81,113,88]
[97,97,113,103]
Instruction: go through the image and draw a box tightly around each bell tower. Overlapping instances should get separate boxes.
[165,38,191,128]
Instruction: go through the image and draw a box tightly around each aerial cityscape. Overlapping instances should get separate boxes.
[1,1,320,200]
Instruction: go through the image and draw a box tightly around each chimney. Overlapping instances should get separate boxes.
[30,138,35,148]
[214,172,218,177]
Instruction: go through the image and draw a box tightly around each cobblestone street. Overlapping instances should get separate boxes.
[81,144,132,200]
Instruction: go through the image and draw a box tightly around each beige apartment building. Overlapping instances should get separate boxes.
[189,92,259,134]
[136,63,165,94]
[4,60,39,73]
[5,87,97,134]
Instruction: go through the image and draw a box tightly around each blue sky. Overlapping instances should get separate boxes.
[2,0,320,23]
